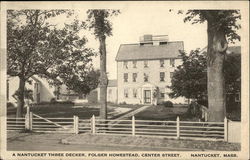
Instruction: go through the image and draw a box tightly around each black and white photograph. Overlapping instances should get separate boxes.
[0,1,249,159]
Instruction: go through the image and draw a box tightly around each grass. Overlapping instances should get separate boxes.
[134,105,188,121]
[107,102,144,109]
[7,102,142,119]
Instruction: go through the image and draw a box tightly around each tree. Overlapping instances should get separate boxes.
[86,10,120,119]
[169,48,241,111]
[61,69,100,97]
[168,49,207,102]
[181,10,241,121]
[7,10,94,117]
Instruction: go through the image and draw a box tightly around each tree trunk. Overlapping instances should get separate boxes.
[207,22,227,122]
[16,77,25,118]
[99,36,108,119]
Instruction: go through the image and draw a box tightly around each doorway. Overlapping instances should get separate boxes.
[144,90,151,104]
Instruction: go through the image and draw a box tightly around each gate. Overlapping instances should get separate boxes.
[32,113,74,133]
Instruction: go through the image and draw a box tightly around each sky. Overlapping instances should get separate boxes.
[84,7,207,79]
[8,3,242,80]
[73,8,209,79]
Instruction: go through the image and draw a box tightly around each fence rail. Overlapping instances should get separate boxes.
[7,112,228,141]
[7,117,25,131]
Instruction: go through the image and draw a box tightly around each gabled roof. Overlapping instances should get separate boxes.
[115,41,184,61]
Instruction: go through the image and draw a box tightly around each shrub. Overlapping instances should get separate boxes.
[50,98,57,103]
[119,101,127,105]
[7,102,15,108]
[162,101,173,107]
[36,100,74,105]
[187,101,202,118]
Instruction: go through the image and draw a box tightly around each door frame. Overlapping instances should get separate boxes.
[144,90,151,104]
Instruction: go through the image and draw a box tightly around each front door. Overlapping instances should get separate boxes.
[144,90,151,104]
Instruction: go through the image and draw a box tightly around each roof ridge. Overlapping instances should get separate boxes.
[120,41,184,46]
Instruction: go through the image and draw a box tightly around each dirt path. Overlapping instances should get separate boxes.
[112,105,150,122]
[7,131,240,151]
[63,134,240,151]
[7,131,192,151]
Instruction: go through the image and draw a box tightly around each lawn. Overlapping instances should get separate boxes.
[134,105,188,121]
[30,104,100,119]
[7,102,142,119]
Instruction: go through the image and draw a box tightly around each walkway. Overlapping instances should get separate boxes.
[7,131,196,151]
[109,105,150,123]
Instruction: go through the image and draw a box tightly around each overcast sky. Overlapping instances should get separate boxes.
[77,8,209,79]
[4,2,242,80]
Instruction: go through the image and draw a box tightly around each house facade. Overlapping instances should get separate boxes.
[116,35,186,105]
[88,80,118,104]
[7,76,56,106]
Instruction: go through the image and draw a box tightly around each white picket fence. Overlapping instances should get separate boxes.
[7,112,229,141]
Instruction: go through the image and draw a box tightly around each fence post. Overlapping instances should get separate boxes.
[205,112,208,122]
[176,116,180,139]
[74,116,79,134]
[224,117,228,142]
[132,116,135,136]
[26,105,30,115]
[91,115,96,134]
[29,112,33,131]
[25,112,29,130]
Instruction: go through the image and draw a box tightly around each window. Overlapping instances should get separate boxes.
[170,59,175,67]
[133,88,137,98]
[144,73,149,82]
[109,89,112,94]
[132,61,137,68]
[160,72,165,81]
[160,88,165,98]
[124,88,128,98]
[124,73,128,82]
[144,60,148,68]
[170,72,174,79]
[160,93,165,98]
[35,83,39,93]
[160,59,164,67]
[132,73,137,82]
[123,61,128,69]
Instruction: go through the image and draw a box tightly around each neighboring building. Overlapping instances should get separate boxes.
[115,35,186,105]
[7,76,56,106]
[88,80,117,104]
[106,80,118,103]
[56,84,85,101]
